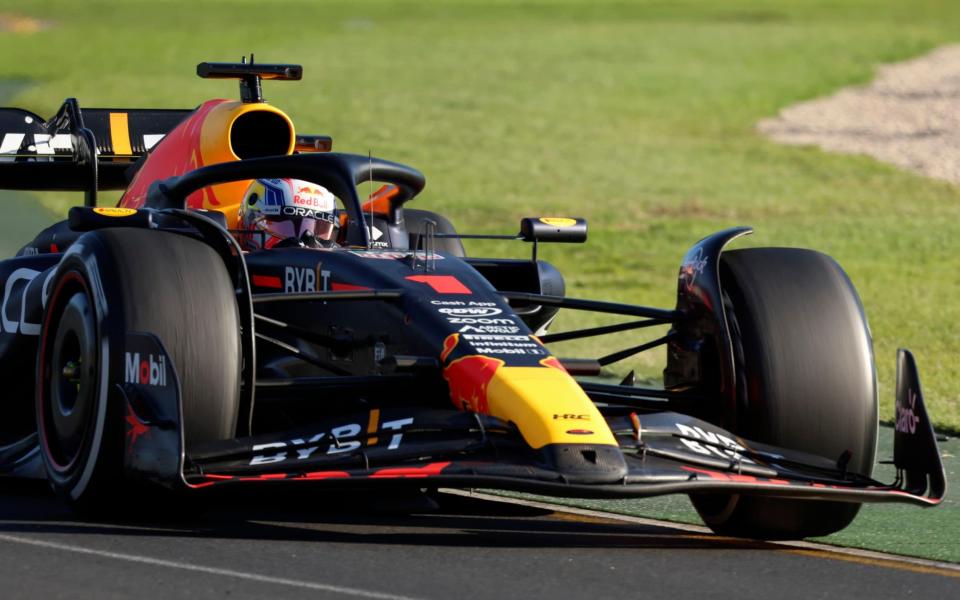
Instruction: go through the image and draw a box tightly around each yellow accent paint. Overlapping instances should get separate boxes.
[197,102,296,228]
[198,101,295,164]
[539,217,577,227]
[366,408,380,446]
[784,549,960,580]
[109,112,133,156]
[485,366,617,449]
[93,207,137,217]
[549,512,622,526]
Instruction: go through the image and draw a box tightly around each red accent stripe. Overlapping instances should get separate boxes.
[186,481,219,489]
[405,275,472,294]
[252,274,282,289]
[239,473,289,481]
[304,470,351,480]
[682,466,728,480]
[369,461,452,479]
[331,282,372,291]
[38,272,88,473]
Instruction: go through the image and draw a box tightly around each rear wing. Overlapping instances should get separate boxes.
[0,61,333,207]
[0,98,192,202]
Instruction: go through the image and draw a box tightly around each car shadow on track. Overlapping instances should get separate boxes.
[0,480,772,551]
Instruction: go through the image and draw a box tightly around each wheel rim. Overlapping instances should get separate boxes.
[39,274,98,474]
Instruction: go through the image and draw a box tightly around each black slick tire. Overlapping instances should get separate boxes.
[36,228,241,508]
[691,247,878,539]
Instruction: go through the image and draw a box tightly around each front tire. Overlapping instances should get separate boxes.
[37,228,241,507]
[691,248,878,539]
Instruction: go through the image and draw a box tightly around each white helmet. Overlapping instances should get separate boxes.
[238,178,338,249]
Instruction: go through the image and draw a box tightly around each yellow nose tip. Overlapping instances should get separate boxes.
[483,366,617,449]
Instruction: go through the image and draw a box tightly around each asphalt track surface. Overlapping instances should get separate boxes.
[0,481,956,600]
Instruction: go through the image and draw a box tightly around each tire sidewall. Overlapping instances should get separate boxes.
[37,239,119,502]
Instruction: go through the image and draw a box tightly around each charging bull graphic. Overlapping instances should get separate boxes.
[443,355,504,414]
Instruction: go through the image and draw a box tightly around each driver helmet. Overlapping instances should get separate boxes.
[237,178,338,250]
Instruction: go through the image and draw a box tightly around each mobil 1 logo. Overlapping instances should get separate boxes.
[122,332,177,391]
[461,334,546,356]
[121,332,182,479]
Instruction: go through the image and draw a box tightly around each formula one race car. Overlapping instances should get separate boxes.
[0,61,945,539]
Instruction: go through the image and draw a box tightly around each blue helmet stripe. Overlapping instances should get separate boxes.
[261,179,287,207]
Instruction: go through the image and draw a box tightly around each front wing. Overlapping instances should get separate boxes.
[123,335,944,507]
[175,413,943,507]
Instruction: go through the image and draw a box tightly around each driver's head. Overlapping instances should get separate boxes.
[237,178,338,250]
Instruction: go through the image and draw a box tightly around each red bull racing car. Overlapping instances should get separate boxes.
[0,61,945,539]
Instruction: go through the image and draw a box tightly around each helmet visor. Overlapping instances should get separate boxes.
[257,212,337,248]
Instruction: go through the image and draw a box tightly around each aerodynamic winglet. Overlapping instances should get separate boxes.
[893,349,947,501]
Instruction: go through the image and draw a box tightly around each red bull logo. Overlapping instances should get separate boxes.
[296,185,325,196]
[443,355,504,414]
[293,184,333,209]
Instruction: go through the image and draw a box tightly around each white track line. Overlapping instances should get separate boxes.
[443,489,960,574]
[0,533,424,600]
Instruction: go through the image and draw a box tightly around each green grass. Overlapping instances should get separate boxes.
[1,0,959,431]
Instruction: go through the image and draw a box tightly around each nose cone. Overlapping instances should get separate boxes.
[480,366,617,449]
[537,444,629,485]
[443,355,628,483]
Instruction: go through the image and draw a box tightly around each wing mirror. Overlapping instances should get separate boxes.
[519,217,587,243]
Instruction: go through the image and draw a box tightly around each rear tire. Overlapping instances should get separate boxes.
[37,228,241,507]
[691,248,878,539]
[404,209,465,257]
